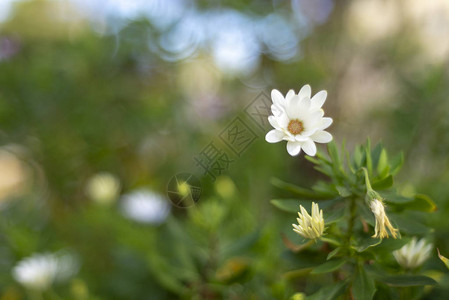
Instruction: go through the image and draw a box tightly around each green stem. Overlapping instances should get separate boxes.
[361,167,373,192]
[346,197,357,250]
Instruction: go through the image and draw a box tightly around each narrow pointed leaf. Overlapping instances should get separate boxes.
[438,249,449,269]
[353,264,376,300]
[379,275,437,286]
[311,259,345,274]
[271,178,334,199]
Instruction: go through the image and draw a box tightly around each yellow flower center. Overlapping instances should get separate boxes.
[288,119,304,135]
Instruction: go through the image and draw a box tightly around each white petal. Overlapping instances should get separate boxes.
[294,135,309,142]
[268,115,280,129]
[286,141,302,156]
[311,91,327,109]
[265,130,284,143]
[286,89,295,101]
[271,104,284,117]
[286,95,302,119]
[311,131,333,143]
[277,112,290,128]
[271,89,285,106]
[319,117,333,130]
[301,139,317,156]
[298,84,311,100]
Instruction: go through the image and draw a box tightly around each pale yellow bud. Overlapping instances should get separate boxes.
[292,202,325,240]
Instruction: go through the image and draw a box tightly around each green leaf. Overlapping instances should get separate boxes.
[221,230,260,257]
[378,275,437,286]
[438,249,449,270]
[352,264,376,300]
[306,280,347,300]
[365,140,373,176]
[311,259,346,274]
[283,267,314,279]
[325,206,346,224]
[352,146,364,169]
[408,194,437,212]
[382,193,436,212]
[376,149,389,179]
[327,141,344,177]
[372,175,393,190]
[336,185,351,197]
[390,152,404,175]
[270,199,337,213]
[355,238,382,253]
[390,213,430,235]
[271,178,334,199]
[327,247,341,260]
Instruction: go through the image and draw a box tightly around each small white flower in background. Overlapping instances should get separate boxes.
[292,202,325,239]
[85,172,121,205]
[12,252,79,291]
[393,237,432,269]
[266,84,333,156]
[121,189,170,224]
[370,199,399,239]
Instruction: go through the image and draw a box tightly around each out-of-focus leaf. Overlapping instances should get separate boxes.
[408,194,437,212]
[355,238,382,253]
[311,259,345,274]
[221,230,260,257]
[283,267,314,279]
[327,141,345,178]
[215,257,251,284]
[336,186,351,197]
[281,234,313,253]
[271,178,334,199]
[146,254,189,295]
[306,280,347,300]
[390,152,404,175]
[378,275,437,286]
[390,213,430,235]
[327,247,341,260]
[352,146,364,170]
[383,193,436,212]
[365,140,373,177]
[352,264,376,300]
[325,206,346,224]
[270,198,338,213]
[372,175,393,190]
[376,149,389,179]
[438,249,449,270]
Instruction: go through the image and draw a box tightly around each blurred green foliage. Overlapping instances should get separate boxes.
[1,0,449,299]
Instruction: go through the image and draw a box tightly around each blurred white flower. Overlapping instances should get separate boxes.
[85,172,120,205]
[370,199,399,239]
[13,252,78,291]
[266,84,333,156]
[393,237,432,269]
[121,189,170,224]
[292,202,325,239]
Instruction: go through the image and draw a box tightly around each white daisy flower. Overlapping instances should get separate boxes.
[12,252,78,291]
[265,84,333,156]
[393,237,432,269]
[121,189,170,224]
[292,202,325,240]
[85,172,121,206]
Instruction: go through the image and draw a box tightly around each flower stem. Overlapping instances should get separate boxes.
[346,197,357,250]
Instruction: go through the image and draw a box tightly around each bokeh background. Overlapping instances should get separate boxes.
[1,0,449,299]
